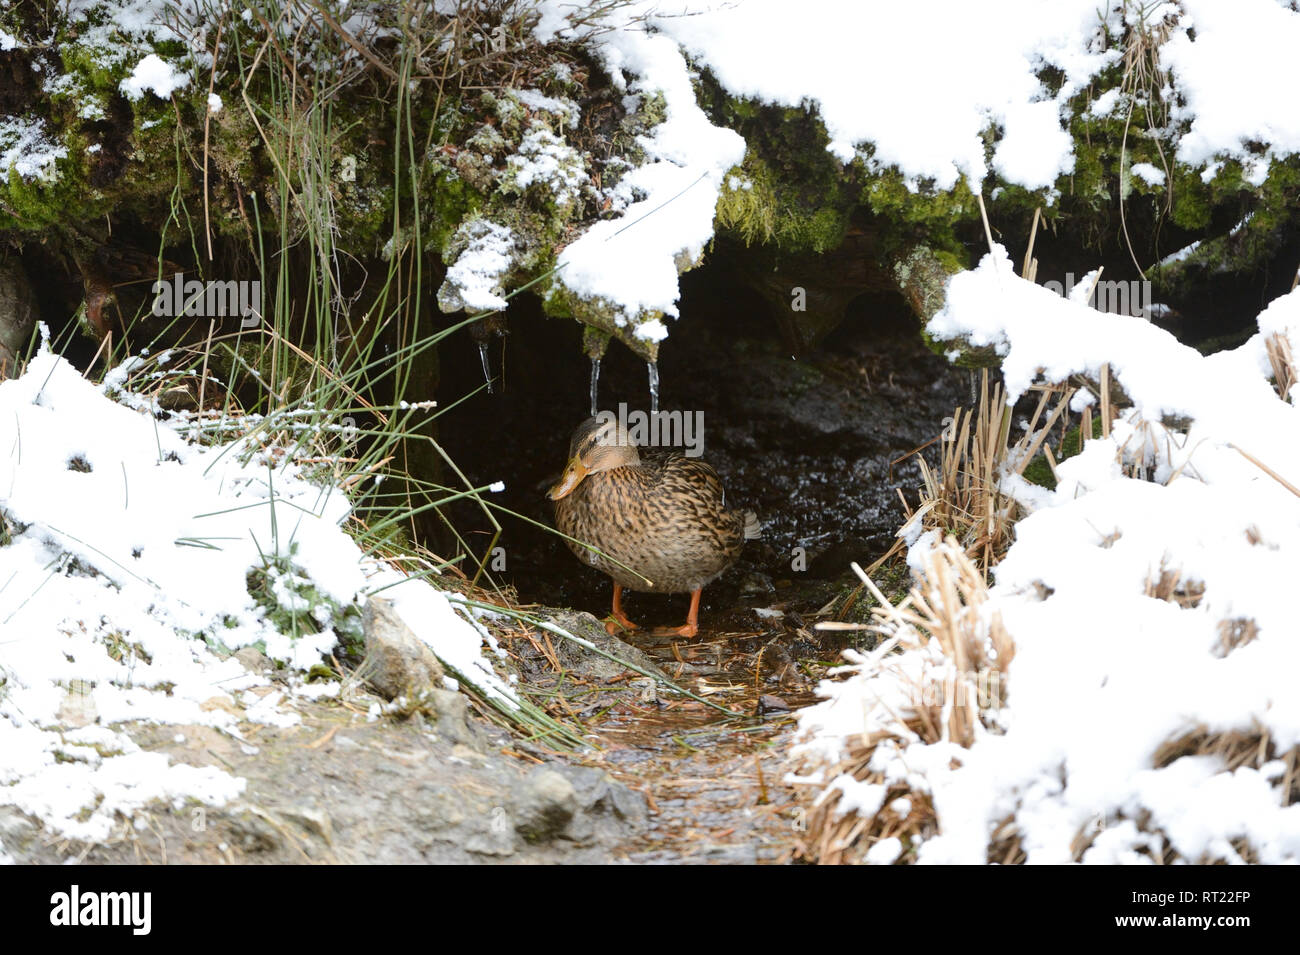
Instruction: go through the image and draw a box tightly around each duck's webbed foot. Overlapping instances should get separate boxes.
[606,583,640,634]
[651,588,702,639]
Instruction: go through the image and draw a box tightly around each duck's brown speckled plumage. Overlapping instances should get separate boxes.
[554,449,749,594]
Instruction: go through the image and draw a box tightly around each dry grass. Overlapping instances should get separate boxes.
[1266,332,1295,403]
[1116,1,1179,271]
[906,371,1019,574]
[903,370,1104,576]
[1215,617,1259,658]
[794,540,1014,864]
[1144,561,1205,608]
[1153,727,1299,809]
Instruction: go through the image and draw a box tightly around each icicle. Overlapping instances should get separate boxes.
[647,361,659,415]
[589,357,601,417]
[478,341,493,395]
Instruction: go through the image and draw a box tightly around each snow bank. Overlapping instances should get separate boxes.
[0,345,512,843]
[794,253,1300,864]
[652,0,1111,190]
[654,0,1300,191]
[526,0,1300,342]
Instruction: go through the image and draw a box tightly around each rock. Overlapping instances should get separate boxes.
[233,646,268,673]
[543,612,667,683]
[279,804,333,846]
[359,597,445,700]
[0,808,39,855]
[225,809,283,854]
[511,767,577,843]
[425,687,483,749]
[564,765,648,825]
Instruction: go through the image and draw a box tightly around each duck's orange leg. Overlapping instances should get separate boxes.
[654,588,702,639]
[607,583,640,634]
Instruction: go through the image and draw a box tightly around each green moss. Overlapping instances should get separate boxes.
[858,164,976,253]
[424,171,485,253]
[715,155,849,252]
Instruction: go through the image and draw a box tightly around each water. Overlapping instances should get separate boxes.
[589,357,601,417]
[478,341,493,395]
[647,361,659,414]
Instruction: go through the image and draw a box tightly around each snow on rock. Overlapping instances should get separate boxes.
[794,256,1300,864]
[439,219,519,313]
[0,345,513,842]
[120,52,190,100]
[0,118,67,183]
[522,0,1300,342]
[653,0,1300,191]
[1164,0,1300,180]
[647,0,1113,190]
[538,5,746,338]
[508,126,588,204]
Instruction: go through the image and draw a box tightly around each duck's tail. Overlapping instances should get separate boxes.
[742,510,762,540]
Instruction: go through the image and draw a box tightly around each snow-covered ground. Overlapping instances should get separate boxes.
[793,255,1300,864]
[0,342,512,846]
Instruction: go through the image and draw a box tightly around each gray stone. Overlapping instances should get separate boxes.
[279,804,333,845]
[360,597,445,700]
[563,765,648,825]
[426,687,482,748]
[544,612,667,682]
[512,767,577,843]
[233,646,268,673]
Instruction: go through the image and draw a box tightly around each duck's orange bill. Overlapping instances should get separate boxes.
[547,457,588,500]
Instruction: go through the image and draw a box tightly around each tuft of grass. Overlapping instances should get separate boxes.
[1266,331,1295,403]
[1143,561,1205,609]
[901,370,1020,575]
[793,541,1013,864]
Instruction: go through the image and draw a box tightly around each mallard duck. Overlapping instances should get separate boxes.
[548,416,759,638]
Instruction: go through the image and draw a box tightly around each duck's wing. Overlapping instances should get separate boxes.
[642,452,726,502]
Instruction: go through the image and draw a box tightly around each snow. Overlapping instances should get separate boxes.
[1130,162,1166,187]
[526,0,1300,339]
[1164,0,1300,176]
[120,53,190,101]
[0,343,514,842]
[544,11,746,339]
[508,126,587,203]
[0,117,66,182]
[645,0,1113,190]
[439,219,518,313]
[794,252,1300,864]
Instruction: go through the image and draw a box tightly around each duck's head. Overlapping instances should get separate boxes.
[547,415,640,500]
